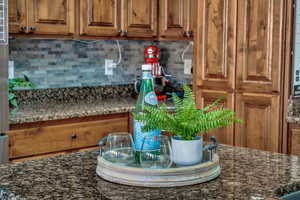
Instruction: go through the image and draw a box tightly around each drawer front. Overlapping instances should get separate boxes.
[8,117,129,158]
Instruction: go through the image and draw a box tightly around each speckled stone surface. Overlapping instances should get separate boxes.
[0,145,299,200]
[9,98,136,125]
[14,85,135,105]
[287,98,300,123]
[9,85,136,125]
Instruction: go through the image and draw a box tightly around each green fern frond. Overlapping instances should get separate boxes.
[134,84,242,140]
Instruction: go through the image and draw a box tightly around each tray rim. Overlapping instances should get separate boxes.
[96,153,221,187]
[97,153,219,173]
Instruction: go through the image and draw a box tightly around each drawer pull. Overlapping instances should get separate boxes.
[70,134,77,140]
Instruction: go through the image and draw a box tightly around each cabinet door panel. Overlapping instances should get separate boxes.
[289,125,300,156]
[80,0,121,36]
[235,93,280,152]
[194,0,237,91]
[28,0,75,35]
[196,89,234,145]
[9,0,26,33]
[122,0,157,37]
[159,0,184,38]
[236,0,284,93]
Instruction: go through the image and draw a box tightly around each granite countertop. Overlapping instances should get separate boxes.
[9,98,175,125]
[9,85,140,125]
[0,144,299,200]
[9,98,136,125]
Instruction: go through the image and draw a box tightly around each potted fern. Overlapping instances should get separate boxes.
[134,85,242,166]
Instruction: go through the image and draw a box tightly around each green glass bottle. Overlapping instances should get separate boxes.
[134,64,161,164]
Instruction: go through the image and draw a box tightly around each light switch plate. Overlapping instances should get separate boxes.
[184,59,192,75]
[8,61,14,79]
[105,59,114,75]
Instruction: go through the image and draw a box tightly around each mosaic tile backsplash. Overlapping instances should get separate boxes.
[9,38,193,89]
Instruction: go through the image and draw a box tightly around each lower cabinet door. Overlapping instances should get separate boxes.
[8,115,129,159]
[288,124,300,155]
[235,93,280,152]
[196,89,235,145]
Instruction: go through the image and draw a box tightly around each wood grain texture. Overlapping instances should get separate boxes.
[159,0,194,39]
[288,124,300,155]
[194,0,237,91]
[236,0,284,93]
[122,0,157,37]
[80,0,121,36]
[282,0,293,154]
[8,0,27,33]
[235,93,280,152]
[8,116,129,158]
[196,89,234,145]
[27,0,75,35]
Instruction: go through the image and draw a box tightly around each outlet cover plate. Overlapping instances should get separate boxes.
[184,59,192,75]
[105,59,114,75]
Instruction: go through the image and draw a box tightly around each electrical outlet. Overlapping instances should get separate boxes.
[184,59,192,75]
[8,61,14,79]
[105,59,114,75]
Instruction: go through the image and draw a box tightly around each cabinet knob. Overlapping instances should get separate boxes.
[118,30,122,34]
[120,30,128,37]
[70,133,77,140]
[20,25,27,32]
[188,30,193,37]
[30,26,36,32]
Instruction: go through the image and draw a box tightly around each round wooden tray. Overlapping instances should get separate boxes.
[96,153,221,187]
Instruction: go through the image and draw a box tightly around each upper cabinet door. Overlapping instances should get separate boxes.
[27,0,75,35]
[122,0,157,37]
[159,0,194,39]
[194,0,237,91]
[9,0,27,33]
[236,0,284,93]
[80,0,121,36]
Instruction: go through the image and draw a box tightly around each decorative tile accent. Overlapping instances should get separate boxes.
[9,38,193,89]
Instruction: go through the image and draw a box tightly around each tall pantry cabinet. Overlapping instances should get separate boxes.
[194,0,286,152]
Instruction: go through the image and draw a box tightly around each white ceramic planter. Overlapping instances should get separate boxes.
[171,136,203,166]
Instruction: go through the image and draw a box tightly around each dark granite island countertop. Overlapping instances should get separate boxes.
[0,145,299,200]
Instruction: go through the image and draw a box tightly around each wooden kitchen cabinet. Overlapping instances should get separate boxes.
[159,0,194,39]
[80,0,157,38]
[27,0,75,35]
[9,0,75,35]
[121,0,157,37]
[9,0,196,39]
[8,113,129,159]
[196,89,235,145]
[8,0,27,33]
[236,0,284,94]
[288,124,300,156]
[235,93,280,152]
[80,0,121,37]
[194,0,237,91]
[194,0,286,152]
